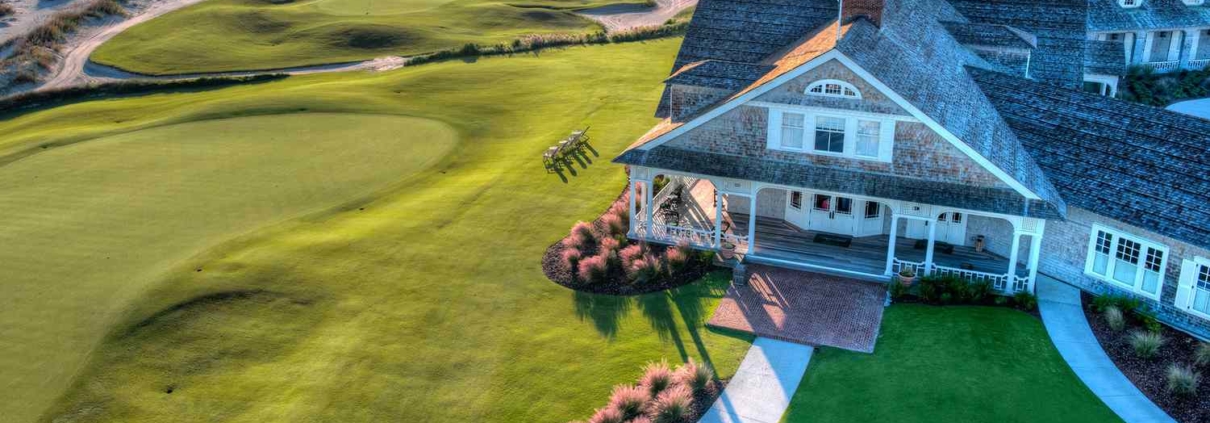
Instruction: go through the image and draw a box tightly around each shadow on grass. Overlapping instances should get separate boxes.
[573,290,633,340]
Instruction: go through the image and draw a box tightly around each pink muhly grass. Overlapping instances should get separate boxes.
[562,248,582,269]
[665,248,688,272]
[566,221,596,249]
[578,254,609,284]
[627,254,662,283]
[608,384,649,420]
[601,213,626,237]
[674,359,714,393]
[599,237,621,254]
[629,417,653,423]
[639,360,676,399]
[619,244,644,269]
[586,406,624,423]
[648,384,694,423]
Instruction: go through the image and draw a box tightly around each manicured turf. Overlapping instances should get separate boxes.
[782,305,1121,423]
[91,0,646,75]
[0,39,754,422]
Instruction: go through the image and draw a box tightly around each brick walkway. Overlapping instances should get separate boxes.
[707,265,887,353]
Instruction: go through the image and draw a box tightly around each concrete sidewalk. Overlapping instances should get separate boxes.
[699,337,814,423]
[1037,277,1175,423]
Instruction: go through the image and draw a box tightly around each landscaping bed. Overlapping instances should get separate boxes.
[1082,292,1210,423]
[543,187,718,296]
[570,359,725,423]
[888,273,1039,316]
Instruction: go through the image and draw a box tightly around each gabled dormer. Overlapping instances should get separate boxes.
[1184,0,1205,6]
[1119,0,1143,8]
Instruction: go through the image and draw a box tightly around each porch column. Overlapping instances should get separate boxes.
[628,178,638,237]
[644,179,654,240]
[924,217,938,275]
[884,214,900,276]
[713,189,723,248]
[1006,231,1023,284]
[1027,234,1043,293]
[746,194,757,254]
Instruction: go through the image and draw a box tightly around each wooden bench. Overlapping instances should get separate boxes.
[543,127,591,171]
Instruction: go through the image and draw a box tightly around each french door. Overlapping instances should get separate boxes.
[809,194,855,235]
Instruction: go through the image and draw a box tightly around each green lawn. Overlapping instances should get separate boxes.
[783,305,1121,423]
[91,0,646,75]
[0,38,754,423]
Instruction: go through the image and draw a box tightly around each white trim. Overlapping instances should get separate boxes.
[763,107,895,163]
[635,50,1044,200]
[1083,223,1169,300]
[747,101,917,122]
[805,79,863,100]
[1177,257,1210,320]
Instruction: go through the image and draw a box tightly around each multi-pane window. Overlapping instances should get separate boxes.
[835,197,853,215]
[864,201,880,219]
[856,120,880,158]
[1193,264,1210,316]
[814,116,846,153]
[790,191,803,210]
[806,80,860,99]
[813,194,830,212]
[1086,225,1166,298]
[780,113,805,149]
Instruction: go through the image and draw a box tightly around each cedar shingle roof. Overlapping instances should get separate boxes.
[1085,40,1128,76]
[971,68,1210,250]
[1089,0,1210,32]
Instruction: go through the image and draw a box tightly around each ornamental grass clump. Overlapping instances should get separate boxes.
[1166,364,1200,397]
[1196,342,1210,367]
[619,244,645,269]
[1129,330,1164,360]
[639,360,675,399]
[602,213,626,237]
[586,406,625,423]
[607,385,648,420]
[1104,306,1126,332]
[674,359,714,394]
[562,248,582,271]
[627,254,662,284]
[578,255,608,284]
[665,247,688,273]
[567,221,596,250]
[648,384,694,423]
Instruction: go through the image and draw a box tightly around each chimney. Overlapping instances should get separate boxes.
[841,0,884,27]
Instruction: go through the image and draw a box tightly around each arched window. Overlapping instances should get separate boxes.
[1183,0,1204,6]
[805,80,862,100]
[1119,0,1142,8]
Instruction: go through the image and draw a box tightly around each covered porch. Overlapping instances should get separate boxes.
[626,167,1045,294]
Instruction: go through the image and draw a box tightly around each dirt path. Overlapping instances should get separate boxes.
[576,0,696,32]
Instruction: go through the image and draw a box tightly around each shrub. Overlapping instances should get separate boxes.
[1196,343,1210,367]
[674,359,714,394]
[577,255,608,284]
[601,213,626,237]
[1137,309,1162,334]
[1129,330,1164,360]
[607,385,648,420]
[1093,294,1142,314]
[561,248,582,270]
[1104,306,1126,332]
[1166,364,1200,397]
[918,276,943,303]
[599,237,621,255]
[638,361,675,399]
[629,417,653,423]
[939,292,953,305]
[889,279,908,301]
[969,280,993,304]
[696,249,715,265]
[627,254,663,284]
[1013,291,1038,311]
[567,221,596,249]
[665,248,689,273]
[619,244,645,269]
[944,276,971,302]
[994,296,1009,306]
[648,384,693,423]
[587,406,625,423]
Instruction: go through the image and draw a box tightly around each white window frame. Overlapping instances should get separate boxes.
[1084,224,1168,300]
[1176,257,1210,320]
[766,107,895,163]
[1183,0,1204,6]
[805,79,863,100]
[1119,0,1142,8]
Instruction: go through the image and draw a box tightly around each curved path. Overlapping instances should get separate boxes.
[576,0,696,32]
[1036,276,1175,423]
[1166,98,1210,121]
[699,338,814,423]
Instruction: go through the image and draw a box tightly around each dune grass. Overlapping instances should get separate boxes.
[783,305,1121,423]
[91,0,648,75]
[0,39,754,422]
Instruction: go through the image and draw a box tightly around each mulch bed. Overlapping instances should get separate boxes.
[542,187,718,296]
[689,379,727,421]
[1082,291,1210,423]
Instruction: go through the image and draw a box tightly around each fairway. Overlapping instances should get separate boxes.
[90,0,646,75]
[0,39,754,423]
[0,113,458,423]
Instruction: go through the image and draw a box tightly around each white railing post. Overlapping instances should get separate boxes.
[628,179,638,237]
[713,189,723,249]
[746,194,757,254]
[1006,231,1022,286]
[884,214,899,276]
[924,217,938,275]
[1027,233,1043,293]
[644,180,654,241]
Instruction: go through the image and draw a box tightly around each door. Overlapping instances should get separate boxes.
[785,190,809,229]
[935,212,967,245]
[808,194,856,235]
[857,200,886,236]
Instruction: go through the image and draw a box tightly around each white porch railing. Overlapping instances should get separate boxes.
[1143,60,1180,72]
[892,259,1029,294]
[1188,58,1210,71]
[649,223,716,248]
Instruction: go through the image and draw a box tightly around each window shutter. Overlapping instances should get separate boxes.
[767,110,782,150]
[1175,259,1197,309]
[879,121,895,162]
